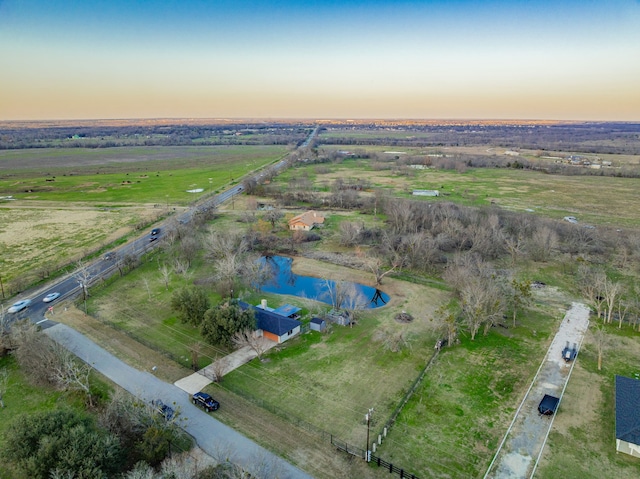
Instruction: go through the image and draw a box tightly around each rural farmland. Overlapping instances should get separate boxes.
[1,120,640,479]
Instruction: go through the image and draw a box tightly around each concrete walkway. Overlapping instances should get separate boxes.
[175,338,276,394]
[484,302,590,479]
[45,324,313,479]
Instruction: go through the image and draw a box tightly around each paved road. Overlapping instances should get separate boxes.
[4,126,319,327]
[45,323,314,479]
[484,303,590,479]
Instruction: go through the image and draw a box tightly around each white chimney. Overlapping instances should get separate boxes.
[261,299,267,309]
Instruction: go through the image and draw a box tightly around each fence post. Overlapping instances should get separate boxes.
[378,434,382,445]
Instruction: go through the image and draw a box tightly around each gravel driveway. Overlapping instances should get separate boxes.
[484,302,590,479]
[45,323,314,479]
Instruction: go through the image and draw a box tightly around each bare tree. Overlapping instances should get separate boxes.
[158,262,172,290]
[365,255,400,286]
[339,221,362,247]
[591,325,609,371]
[504,234,524,266]
[263,209,283,230]
[232,329,269,360]
[460,276,504,340]
[527,225,558,262]
[209,358,227,383]
[577,265,607,319]
[189,342,201,371]
[49,344,94,405]
[172,258,191,277]
[431,304,457,348]
[603,279,622,324]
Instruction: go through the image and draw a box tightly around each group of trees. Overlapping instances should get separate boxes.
[0,319,192,477]
[0,122,312,149]
[318,122,640,155]
[171,288,256,350]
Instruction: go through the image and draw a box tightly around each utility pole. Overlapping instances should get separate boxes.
[365,407,374,462]
[0,274,4,298]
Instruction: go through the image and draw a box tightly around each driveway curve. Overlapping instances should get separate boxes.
[45,323,314,479]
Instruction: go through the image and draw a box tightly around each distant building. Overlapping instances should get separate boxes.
[412,190,440,197]
[288,211,325,231]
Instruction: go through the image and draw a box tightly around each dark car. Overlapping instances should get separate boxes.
[151,228,161,236]
[151,399,175,420]
[192,391,219,412]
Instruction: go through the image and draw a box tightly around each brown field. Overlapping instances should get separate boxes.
[0,202,167,286]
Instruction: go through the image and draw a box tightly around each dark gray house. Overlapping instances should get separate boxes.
[615,375,640,458]
[238,301,301,344]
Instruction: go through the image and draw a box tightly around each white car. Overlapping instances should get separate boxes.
[43,292,61,303]
[8,299,31,313]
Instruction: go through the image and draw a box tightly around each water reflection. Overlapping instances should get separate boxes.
[257,256,390,309]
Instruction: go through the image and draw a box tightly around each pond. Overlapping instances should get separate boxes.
[257,255,390,309]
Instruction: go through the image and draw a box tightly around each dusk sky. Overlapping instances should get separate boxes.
[1,0,639,121]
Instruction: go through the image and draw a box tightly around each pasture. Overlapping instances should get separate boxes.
[0,145,285,286]
[282,156,640,227]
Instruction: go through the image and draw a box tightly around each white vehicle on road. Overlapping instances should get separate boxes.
[8,299,31,313]
[43,292,61,303]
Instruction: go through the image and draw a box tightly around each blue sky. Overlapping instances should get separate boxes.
[1,0,639,120]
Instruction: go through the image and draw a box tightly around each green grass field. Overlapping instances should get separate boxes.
[282,157,640,227]
[0,145,286,204]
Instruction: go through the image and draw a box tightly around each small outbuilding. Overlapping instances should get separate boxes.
[615,375,640,458]
[310,317,327,332]
[538,394,560,415]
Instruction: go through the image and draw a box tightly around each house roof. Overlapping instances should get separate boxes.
[239,301,301,336]
[273,304,301,317]
[615,375,640,444]
[310,317,325,324]
[288,210,325,227]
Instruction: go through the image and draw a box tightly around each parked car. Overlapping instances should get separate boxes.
[43,292,61,303]
[151,399,175,420]
[8,299,31,313]
[192,392,219,412]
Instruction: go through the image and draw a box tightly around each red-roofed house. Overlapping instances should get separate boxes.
[288,210,325,231]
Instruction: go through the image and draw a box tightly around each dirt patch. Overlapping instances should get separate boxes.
[551,363,603,436]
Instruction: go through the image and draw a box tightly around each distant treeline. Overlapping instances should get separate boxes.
[3,121,640,156]
[0,123,311,149]
[319,122,640,155]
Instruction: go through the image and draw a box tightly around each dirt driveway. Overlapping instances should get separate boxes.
[484,302,590,479]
